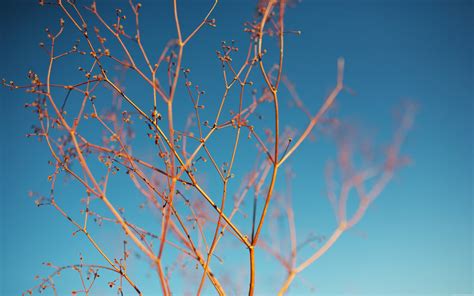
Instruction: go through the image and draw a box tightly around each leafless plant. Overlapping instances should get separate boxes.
[4,0,415,295]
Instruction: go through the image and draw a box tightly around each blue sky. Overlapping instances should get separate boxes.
[1,0,472,295]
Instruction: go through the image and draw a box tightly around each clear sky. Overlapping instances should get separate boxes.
[1,0,472,295]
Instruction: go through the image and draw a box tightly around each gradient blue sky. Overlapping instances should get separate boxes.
[1,0,472,295]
